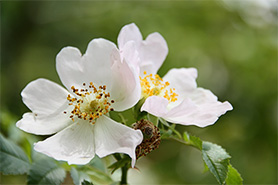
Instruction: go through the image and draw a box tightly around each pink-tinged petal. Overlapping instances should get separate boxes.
[138,32,168,75]
[110,49,141,111]
[56,38,117,91]
[16,78,72,135]
[117,23,143,50]
[165,88,233,127]
[188,88,219,104]
[118,24,168,75]
[119,41,140,74]
[141,91,232,127]
[141,96,198,120]
[165,99,233,127]
[34,121,95,165]
[141,96,169,117]
[94,116,143,168]
[163,68,198,97]
[166,98,197,118]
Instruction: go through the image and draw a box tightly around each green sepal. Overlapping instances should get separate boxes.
[158,118,170,127]
[0,133,31,175]
[108,155,130,174]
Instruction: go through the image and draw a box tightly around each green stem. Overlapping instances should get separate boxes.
[120,164,128,185]
[113,154,129,185]
[164,136,200,150]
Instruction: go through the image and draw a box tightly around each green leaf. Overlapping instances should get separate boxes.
[225,164,243,185]
[27,158,66,185]
[0,133,31,175]
[71,167,91,185]
[202,141,231,185]
[183,132,202,150]
[165,132,202,149]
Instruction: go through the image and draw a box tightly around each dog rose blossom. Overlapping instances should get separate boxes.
[117,23,232,127]
[16,38,143,167]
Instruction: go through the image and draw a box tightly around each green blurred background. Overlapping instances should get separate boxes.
[1,1,277,184]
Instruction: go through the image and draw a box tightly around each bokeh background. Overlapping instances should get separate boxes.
[1,0,277,184]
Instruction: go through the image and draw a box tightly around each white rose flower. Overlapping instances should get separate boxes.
[16,38,143,167]
[117,23,233,127]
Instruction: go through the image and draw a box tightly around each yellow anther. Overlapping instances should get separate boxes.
[65,82,115,123]
[140,72,178,103]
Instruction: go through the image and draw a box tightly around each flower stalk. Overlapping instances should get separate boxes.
[120,164,128,185]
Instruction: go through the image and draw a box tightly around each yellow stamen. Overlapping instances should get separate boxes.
[140,71,178,103]
[66,82,115,123]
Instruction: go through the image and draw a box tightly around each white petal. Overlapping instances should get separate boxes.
[83,38,117,89]
[17,78,72,135]
[117,23,143,50]
[163,68,198,98]
[138,32,168,75]
[16,111,72,135]
[56,46,85,91]
[56,38,117,91]
[110,49,141,111]
[141,96,170,117]
[139,62,160,77]
[167,88,233,127]
[120,41,140,74]
[141,92,233,127]
[141,96,196,121]
[21,78,69,115]
[165,96,233,127]
[34,121,95,165]
[94,116,143,167]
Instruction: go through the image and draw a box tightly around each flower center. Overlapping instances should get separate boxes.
[64,82,115,123]
[140,71,178,102]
